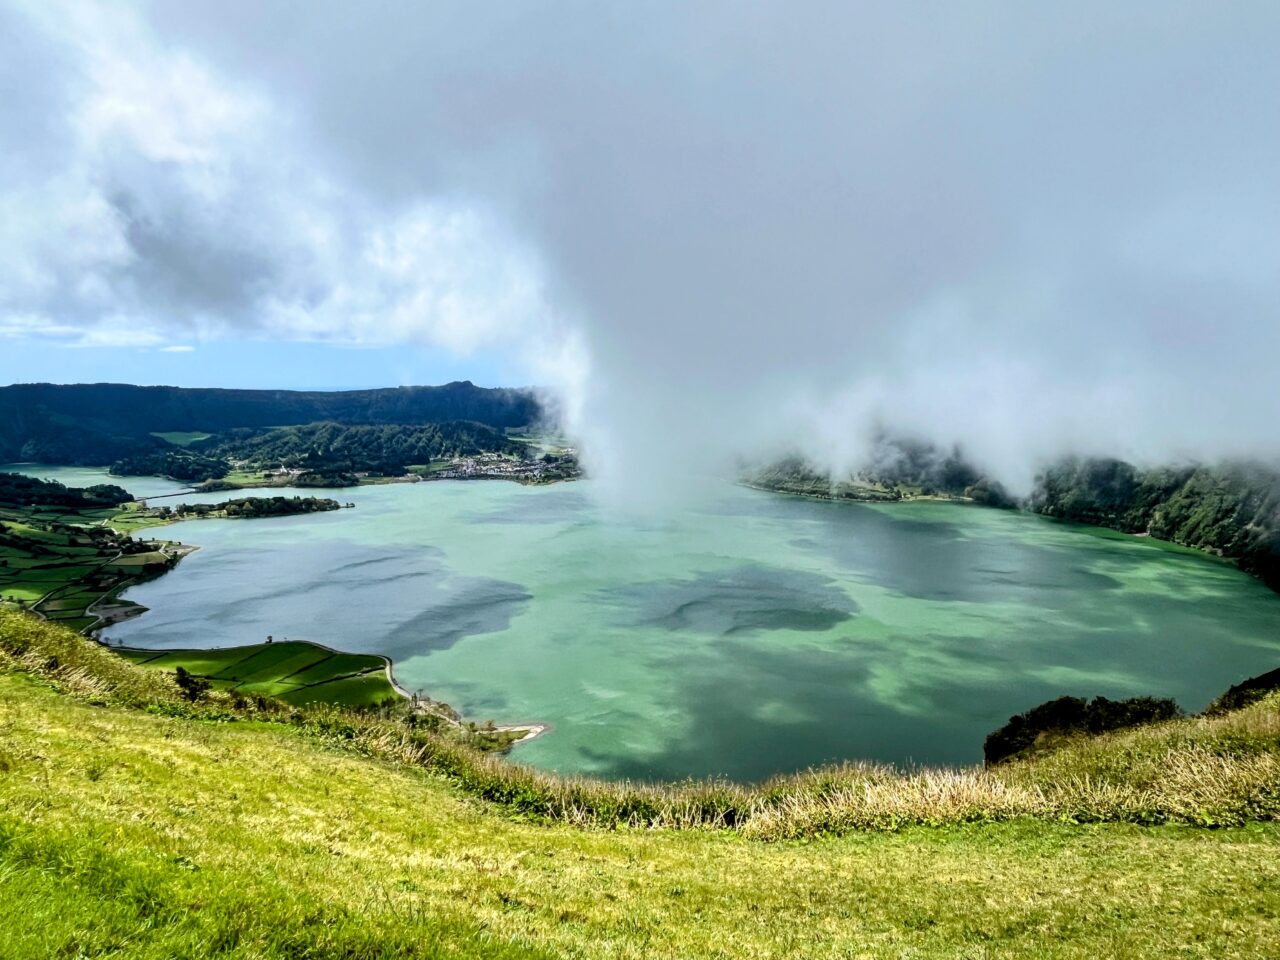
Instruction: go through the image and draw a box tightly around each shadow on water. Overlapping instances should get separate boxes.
[788,513,1125,604]
[108,539,532,663]
[597,564,858,637]
[107,480,1280,780]
[382,580,532,660]
[571,625,1208,782]
[586,606,1280,782]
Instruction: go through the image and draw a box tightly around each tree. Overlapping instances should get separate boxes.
[174,666,212,702]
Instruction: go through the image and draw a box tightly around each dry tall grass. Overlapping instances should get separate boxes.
[3,606,1277,839]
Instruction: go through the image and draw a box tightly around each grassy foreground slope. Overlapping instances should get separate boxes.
[3,612,1280,958]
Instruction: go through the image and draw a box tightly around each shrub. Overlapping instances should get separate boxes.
[985,695,1183,764]
[1207,666,1280,715]
[173,666,212,702]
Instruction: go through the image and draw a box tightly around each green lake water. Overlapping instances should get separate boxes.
[18,465,1280,781]
[1,463,194,500]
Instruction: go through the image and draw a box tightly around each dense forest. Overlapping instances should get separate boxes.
[110,450,232,483]
[0,472,133,508]
[154,497,343,520]
[194,421,525,475]
[0,381,541,465]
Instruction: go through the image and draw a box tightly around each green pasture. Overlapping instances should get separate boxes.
[150,431,213,447]
[105,507,171,533]
[105,551,170,569]
[117,640,400,707]
[221,469,277,486]
[0,502,177,624]
[415,460,456,474]
[6,612,1280,959]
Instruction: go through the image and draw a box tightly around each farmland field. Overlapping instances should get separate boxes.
[116,640,400,707]
[0,504,175,629]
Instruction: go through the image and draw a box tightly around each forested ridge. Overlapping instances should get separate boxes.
[195,421,525,474]
[0,472,133,508]
[753,446,1280,590]
[1032,458,1280,589]
[110,450,231,483]
[0,381,540,464]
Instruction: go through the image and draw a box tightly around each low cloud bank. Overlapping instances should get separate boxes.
[3,2,1278,503]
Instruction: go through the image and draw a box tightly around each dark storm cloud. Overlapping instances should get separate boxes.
[4,1,1279,493]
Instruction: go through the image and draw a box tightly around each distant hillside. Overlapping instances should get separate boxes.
[0,381,540,464]
[196,421,526,474]
[748,435,1014,506]
[1031,457,1280,590]
[751,443,1280,590]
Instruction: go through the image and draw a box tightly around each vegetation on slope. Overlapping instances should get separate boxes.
[5,609,1279,841]
[1208,666,1280,716]
[194,420,526,476]
[115,640,399,709]
[110,449,230,483]
[3,609,1280,958]
[984,695,1183,764]
[0,381,541,465]
[747,439,1013,506]
[104,420,543,485]
[0,471,133,508]
[1031,457,1280,589]
[748,457,908,501]
[149,496,344,521]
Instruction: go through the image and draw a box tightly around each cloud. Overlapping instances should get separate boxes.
[3,1,1279,500]
[158,345,195,353]
[0,0,569,377]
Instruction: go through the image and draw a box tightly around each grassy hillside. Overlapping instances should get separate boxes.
[0,503,177,631]
[116,641,400,708]
[3,610,1280,958]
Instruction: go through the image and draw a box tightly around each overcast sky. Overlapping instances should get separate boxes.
[2,1,1277,494]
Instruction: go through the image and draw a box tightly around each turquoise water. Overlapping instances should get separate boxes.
[68,473,1280,781]
[0,463,191,500]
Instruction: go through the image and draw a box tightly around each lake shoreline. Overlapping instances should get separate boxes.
[15,463,1280,780]
[742,479,1263,589]
[93,498,548,745]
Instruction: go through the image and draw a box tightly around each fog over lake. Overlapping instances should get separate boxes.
[69,472,1280,782]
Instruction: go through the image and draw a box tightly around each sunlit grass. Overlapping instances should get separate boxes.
[5,607,1279,842]
[3,645,1280,957]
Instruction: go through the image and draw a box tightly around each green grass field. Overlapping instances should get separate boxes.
[116,640,400,707]
[150,431,213,447]
[2,611,1280,958]
[105,506,174,533]
[219,469,277,486]
[3,500,401,712]
[0,506,174,627]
